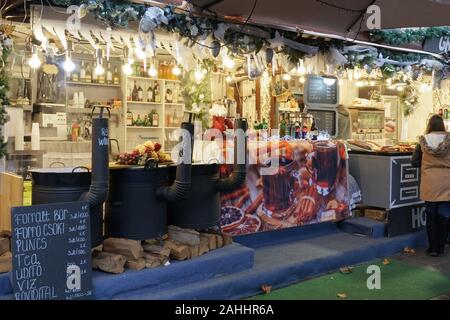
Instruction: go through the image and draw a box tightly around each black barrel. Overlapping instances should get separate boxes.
[105,165,172,240]
[168,164,220,229]
[30,167,104,247]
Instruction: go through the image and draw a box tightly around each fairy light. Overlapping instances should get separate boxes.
[28,46,41,69]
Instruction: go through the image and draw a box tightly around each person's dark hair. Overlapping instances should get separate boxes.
[426,114,446,134]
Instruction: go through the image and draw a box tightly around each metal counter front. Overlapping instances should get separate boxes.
[348,150,425,236]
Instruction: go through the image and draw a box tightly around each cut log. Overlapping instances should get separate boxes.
[92,251,126,274]
[102,237,144,260]
[222,233,233,246]
[168,225,200,246]
[198,237,210,256]
[0,237,9,256]
[144,253,165,269]
[189,245,199,259]
[126,258,146,271]
[142,243,171,257]
[200,233,217,250]
[165,239,190,260]
[0,251,12,273]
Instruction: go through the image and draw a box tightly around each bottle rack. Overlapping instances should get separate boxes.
[123,75,185,152]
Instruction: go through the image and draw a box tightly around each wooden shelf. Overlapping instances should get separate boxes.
[165,79,181,83]
[165,126,181,129]
[127,101,163,105]
[127,76,162,81]
[66,108,120,114]
[127,126,162,129]
[66,81,121,88]
[165,103,184,106]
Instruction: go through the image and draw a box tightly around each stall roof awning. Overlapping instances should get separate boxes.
[189,0,450,38]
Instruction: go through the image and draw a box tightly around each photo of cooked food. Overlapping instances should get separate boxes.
[220,141,351,235]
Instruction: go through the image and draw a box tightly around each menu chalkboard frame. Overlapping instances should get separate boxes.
[11,201,93,300]
[307,108,338,138]
[304,75,339,108]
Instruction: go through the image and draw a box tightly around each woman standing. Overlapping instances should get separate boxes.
[411,115,450,257]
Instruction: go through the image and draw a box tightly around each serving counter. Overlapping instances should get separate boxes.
[219,140,351,236]
[348,150,426,236]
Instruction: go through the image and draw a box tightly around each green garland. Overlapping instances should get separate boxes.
[0,31,11,159]
[370,27,450,46]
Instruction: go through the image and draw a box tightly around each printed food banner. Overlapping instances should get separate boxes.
[220,140,350,236]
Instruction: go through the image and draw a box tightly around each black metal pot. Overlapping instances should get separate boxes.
[168,164,221,229]
[30,167,104,247]
[105,164,172,240]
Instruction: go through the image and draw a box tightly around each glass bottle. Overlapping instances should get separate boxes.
[71,62,79,82]
[85,62,92,83]
[154,82,161,102]
[106,63,113,84]
[151,109,159,127]
[113,66,120,85]
[98,68,105,84]
[137,85,144,101]
[143,115,149,127]
[92,64,98,83]
[127,111,134,126]
[132,80,139,101]
[147,82,154,102]
[79,61,86,82]
[135,114,143,126]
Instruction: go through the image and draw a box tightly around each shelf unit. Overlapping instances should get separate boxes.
[123,76,184,152]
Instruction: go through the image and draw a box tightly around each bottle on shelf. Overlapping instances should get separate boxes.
[154,82,161,103]
[132,81,139,101]
[92,65,98,83]
[85,62,92,83]
[98,67,105,84]
[158,62,164,79]
[165,83,173,103]
[143,115,149,127]
[140,64,145,77]
[127,111,134,126]
[172,109,178,127]
[147,82,154,102]
[79,61,86,82]
[167,108,173,127]
[106,63,113,84]
[134,114,143,126]
[71,63,79,82]
[113,66,120,85]
[137,84,144,101]
[151,109,159,127]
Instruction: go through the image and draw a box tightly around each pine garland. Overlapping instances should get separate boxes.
[0,30,11,159]
[370,27,450,46]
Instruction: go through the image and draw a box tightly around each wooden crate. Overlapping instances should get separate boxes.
[0,172,24,231]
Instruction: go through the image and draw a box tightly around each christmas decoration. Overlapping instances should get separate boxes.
[370,27,450,46]
[0,27,12,159]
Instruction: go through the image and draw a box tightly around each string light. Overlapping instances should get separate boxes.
[172,65,182,76]
[148,62,158,77]
[135,45,146,60]
[63,41,75,73]
[122,46,133,76]
[94,48,104,75]
[226,74,233,83]
[28,46,41,69]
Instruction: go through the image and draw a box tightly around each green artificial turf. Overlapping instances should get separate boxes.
[250,259,450,300]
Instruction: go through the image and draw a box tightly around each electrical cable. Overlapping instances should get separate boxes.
[314,0,364,13]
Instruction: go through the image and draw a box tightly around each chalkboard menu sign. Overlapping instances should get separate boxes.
[11,201,93,300]
[305,75,338,107]
[308,109,337,137]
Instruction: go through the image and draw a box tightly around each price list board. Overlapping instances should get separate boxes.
[11,201,93,300]
[308,109,337,136]
[305,76,338,106]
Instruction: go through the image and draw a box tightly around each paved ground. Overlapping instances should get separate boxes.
[394,244,450,300]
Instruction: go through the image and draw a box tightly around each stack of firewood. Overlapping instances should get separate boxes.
[0,231,12,273]
[91,226,233,274]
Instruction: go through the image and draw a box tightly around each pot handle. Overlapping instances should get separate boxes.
[72,166,90,173]
[144,158,158,170]
[49,161,65,168]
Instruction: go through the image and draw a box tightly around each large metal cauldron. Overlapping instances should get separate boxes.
[105,164,171,240]
[168,118,248,229]
[30,167,103,246]
[168,164,220,229]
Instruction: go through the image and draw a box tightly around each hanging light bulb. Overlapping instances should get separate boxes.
[63,52,75,73]
[28,46,42,69]
[282,73,291,81]
[386,78,392,85]
[122,46,133,76]
[297,59,306,75]
[94,48,104,75]
[194,64,205,83]
[300,76,305,84]
[226,74,233,83]
[353,67,361,80]
[223,54,235,69]
[323,77,336,86]
[148,62,158,77]
[172,65,182,76]
[135,45,146,60]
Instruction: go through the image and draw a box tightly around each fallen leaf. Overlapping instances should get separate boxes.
[339,266,354,274]
[261,284,272,294]
[382,258,390,265]
[403,247,416,254]
[337,292,347,299]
